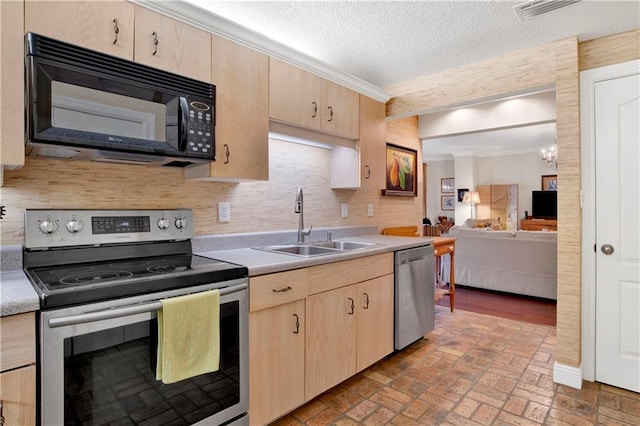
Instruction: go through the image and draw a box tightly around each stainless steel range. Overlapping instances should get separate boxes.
[23,209,249,426]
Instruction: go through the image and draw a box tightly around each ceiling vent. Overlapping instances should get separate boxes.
[514,0,581,22]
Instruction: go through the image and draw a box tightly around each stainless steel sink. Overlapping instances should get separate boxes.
[253,240,379,257]
[257,245,340,256]
[312,241,377,250]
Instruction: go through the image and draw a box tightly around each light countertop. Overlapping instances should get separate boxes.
[0,269,40,317]
[1,233,434,316]
[197,234,434,276]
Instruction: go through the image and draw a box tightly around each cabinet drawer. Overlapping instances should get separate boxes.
[434,244,454,256]
[0,312,36,372]
[250,269,308,312]
[308,253,393,295]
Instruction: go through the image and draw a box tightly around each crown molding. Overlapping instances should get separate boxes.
[131,0,391,103]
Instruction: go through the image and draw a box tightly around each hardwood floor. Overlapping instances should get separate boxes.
[435,285,557,326]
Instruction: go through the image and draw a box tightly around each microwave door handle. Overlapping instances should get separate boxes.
[178,97,189,151]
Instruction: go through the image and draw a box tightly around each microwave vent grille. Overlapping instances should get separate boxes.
[27,33,214,100]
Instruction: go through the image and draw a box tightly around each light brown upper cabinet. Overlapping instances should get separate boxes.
[133,6,211,83]
[269,58,359,139]
[358,94,386,190]
[1,0,25,168]
[185,35,269,182]
[25,0,135,60]
[321,78,360,139]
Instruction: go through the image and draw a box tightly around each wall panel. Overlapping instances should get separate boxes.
[579,29,640,71]
[384,37,582,371]
[384,30,636,373]
[386,42,557,118]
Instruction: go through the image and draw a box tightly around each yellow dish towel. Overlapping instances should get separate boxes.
[156,289,220,384]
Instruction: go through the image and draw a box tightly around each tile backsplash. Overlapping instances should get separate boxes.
[1,123,423,246]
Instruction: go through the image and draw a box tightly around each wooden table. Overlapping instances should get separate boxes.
[432,236,456,312]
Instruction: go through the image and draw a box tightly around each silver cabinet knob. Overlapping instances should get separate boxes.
[601,244,615,255]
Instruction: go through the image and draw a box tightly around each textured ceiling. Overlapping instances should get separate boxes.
[423,122,557,159]
[180,0,638,158]
[184,0,639,89]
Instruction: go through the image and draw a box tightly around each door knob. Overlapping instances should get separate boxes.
[601,244,615,255]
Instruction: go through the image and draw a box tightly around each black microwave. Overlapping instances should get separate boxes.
[25,33,216,167]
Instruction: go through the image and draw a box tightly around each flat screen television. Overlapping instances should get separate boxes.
[532,190,557,219]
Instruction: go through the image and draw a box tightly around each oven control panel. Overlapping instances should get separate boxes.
[25,209,194,249]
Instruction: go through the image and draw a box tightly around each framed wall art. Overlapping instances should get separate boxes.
[541,175,558,191]
[441,195,455,210]
[457,188,469,202]
[441,178,454,193]
[383,143,417,197]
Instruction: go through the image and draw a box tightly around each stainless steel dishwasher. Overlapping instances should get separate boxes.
[394,244,435,350]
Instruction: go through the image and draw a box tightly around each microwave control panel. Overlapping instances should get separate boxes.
[185,100,214,157]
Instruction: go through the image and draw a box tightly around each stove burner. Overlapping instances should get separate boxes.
[50,266,96,276]
[60,270,134,285]
[147,264,189,274]
[111,260,151,269]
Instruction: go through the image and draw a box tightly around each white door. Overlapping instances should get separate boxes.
[594,71,640,393]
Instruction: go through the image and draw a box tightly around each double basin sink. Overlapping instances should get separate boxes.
[254,240,378,257]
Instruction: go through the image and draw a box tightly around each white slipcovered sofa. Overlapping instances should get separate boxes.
[442,226,557,300]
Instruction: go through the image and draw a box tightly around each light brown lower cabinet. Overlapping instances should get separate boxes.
[306,284,357,400]
[249,254,394,425]
[0,312,36,425]
[356,275,395,372]
[0,365,36,425]
[306,274,394,400]
[249,299,305,425]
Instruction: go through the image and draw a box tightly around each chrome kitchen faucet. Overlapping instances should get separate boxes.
[295,187,312,244]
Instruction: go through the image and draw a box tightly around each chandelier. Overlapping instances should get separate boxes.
[540,143,557,167]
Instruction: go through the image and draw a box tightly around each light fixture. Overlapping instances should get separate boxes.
[462,191,481,219]
[540,143,557,167]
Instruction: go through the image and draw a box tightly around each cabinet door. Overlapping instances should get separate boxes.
[249,300,305,426]
[356,275,394,372]
[0,366,36,426]
[186,36,269,181]
[359,95,386,189]
[134,6,211,82]
[0,0,24,167]
[321,80,359,139]
[25,0,134,59]
[306,285,357,400]
[269,58,322,130]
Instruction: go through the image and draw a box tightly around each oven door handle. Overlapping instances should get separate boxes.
[48,283,247,328]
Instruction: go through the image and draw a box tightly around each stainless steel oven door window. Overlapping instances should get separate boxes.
[39,280,248,425]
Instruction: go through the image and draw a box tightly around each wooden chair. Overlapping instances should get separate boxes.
[381,226,420,237]
[381,226,453,310]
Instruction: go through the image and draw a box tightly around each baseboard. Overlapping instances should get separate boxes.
[553,361,583,389]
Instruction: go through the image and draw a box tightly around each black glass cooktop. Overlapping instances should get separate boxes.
[25,254,248,309]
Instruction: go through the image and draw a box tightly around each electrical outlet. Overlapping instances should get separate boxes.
[218,202,230,222]
[341,203,348,218]
[367,204,374,217]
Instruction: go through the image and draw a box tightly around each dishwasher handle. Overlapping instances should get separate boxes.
[395,245,434,265]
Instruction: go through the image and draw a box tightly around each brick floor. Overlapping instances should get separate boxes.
[270,306,640,425]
